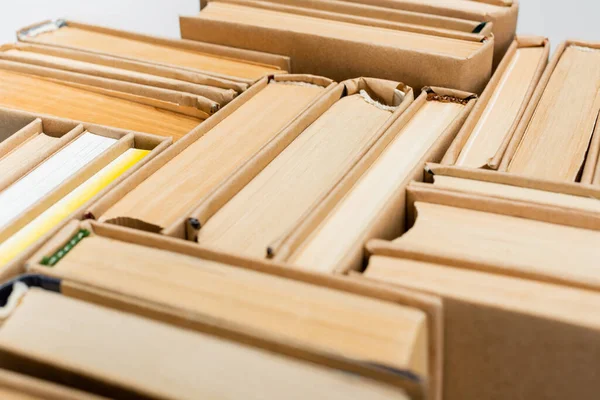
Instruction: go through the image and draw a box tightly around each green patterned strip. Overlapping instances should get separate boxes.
[40,229,90,267]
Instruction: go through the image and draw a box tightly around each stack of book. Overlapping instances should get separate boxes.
[1,0,600,399]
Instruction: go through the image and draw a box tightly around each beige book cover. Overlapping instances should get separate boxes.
[330,0,519,65]
[97,75,333,234]
[0,43,239,107]
[280,88,475,273]
[443,36,548,169]
[502,41,600,182]
[26,219,445,400]
[0,369,105,400]
[193,78,413,258]
[363,254,600,400]
[0,287,414,400]
[181,2,494,92]
[18,19,289,83]
[0,69,201,140]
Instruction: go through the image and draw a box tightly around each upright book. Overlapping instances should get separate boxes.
[279,88,475,273]
[0,283,415,400]
[193,78,413,258]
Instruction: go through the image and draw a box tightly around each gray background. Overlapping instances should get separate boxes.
[0,0,593,55]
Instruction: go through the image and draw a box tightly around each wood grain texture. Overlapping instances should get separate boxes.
[100,82,325,228]
[0,289,410,400]
[199,2,483,59]
[456,47,544,168]
[197,94,394,257]
[33,26,281,80]
[508,46,600,181]
[0,69,200,140]
[289,100,464,272]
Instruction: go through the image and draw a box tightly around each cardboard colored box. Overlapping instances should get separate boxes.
[0,108,170,281]
[19,219,444,400]
[269,87,476,273]
[180,4,494,93]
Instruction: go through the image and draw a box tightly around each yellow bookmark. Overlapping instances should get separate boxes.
[0,148,148,267]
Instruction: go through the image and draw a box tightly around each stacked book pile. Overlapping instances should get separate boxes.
[0,1,598,399]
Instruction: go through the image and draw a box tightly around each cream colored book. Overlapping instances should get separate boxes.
[0,132,58,187]
[507,45,600,181]
[31,229,427,378]
[0,288,411,400]
[455,46,545,168]
[431,175,600,214]
[197,2,484,59]
[391,201,600,287]
[24,23,282,81]
[100,79,326,230]
[197,90,400,258]
[363,255,600,400]
[0,132,116,232]
[365,256,600,335]
[288,96,466,272]
[347,0,510,15]
[0,69,200,140]
[0,46,238,106]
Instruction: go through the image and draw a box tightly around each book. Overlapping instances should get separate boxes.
[196,84,406,257]
[0,148,149,269]
[0,69,201,140]
[30,228,428,378]
[0,287,412,400]
[286,90,470,272]
[431,174,600,214]
[181,1,493,92]
[0,44,238,107]
[363,254,600,400]
[387,201,600,288]
[99,78,328,231]
[505,44,600,181]
[20,20,284,82]
[0,132,116,234]
[449,38,548,169]
[213,0,490,38]
[335,0,518,64]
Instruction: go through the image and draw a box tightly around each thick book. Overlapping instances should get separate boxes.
[205,0,494,39]
[17,19,289,84]
[443,36,548,169]
[363,252,600,400]
[332,0,519,66]
[0,69,201,140]
[427,163,600,215]
[94,75,333,234]
[0,43,239,107]
[0,283,414,400]
[192,78,413,258]
[279,88,475,273]
[180,1,494,92]
[0,109,169,279]
[502,41,600,182]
